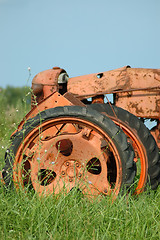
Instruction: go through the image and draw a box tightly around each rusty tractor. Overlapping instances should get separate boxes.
[2,66,160,197]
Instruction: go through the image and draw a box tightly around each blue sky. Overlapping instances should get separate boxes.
[0,0,160,88]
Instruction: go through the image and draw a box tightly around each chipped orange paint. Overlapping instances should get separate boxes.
[67,66,160,147]
[9,65,160,196]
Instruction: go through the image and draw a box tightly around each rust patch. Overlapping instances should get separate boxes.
[127,102,144,115]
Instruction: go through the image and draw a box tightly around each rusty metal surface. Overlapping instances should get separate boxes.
[30,65,160,144]
[68,67,160,97]
[31,67,66,104]
[114,68,160,118]
[13,91,86,136]
[67,67,160,118]
[32,67,65,86]
[6,65,160,197]
[13,92,73,134]
[115,90,160,118]
[63,92,86,107]
[68,66,130,98]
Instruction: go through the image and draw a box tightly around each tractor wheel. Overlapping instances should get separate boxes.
[2,106,136,197]
[88,103,160,193]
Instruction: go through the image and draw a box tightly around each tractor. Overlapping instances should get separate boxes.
[2,66,160,197]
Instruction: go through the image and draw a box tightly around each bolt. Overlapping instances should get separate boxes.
[66,162,69,166]
[104,189,107,193]
[61,171,65,176]
[78,173,82,178]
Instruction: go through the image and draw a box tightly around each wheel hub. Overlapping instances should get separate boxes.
[61,160,83,181]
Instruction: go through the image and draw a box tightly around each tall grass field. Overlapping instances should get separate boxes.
[0,87,160,240]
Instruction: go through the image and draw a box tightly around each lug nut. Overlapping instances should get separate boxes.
[69,178,73,182]
[61,171,65,176]
[78,173,82,178]
[104,189,107,193]
[66,162,69,166]
[76,162,79,167]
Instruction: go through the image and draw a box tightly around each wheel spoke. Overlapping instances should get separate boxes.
[80,159,111,196]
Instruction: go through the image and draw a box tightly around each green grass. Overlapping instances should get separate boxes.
[0,94,160,240]
[0,186,160,239]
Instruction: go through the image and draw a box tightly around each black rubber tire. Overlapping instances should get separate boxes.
[88,103,160,190]
[2,106,136,194]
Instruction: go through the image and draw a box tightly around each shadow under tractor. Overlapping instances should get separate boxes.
[2,65,160,198]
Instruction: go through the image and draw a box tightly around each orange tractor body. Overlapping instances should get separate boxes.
[67,66,160,148]
[2,66,160,198]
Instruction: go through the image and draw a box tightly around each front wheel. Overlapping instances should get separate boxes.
[2,106,136,197]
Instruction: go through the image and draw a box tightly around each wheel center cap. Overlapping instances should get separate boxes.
[66,167,77,178]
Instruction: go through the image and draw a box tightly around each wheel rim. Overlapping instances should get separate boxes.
[110,117,148,194]
[13,117,123,197]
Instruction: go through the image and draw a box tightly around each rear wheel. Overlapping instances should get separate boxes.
[89,103,160,193]
[2,106,136,197]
